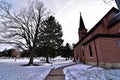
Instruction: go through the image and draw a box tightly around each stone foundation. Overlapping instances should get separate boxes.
[86,62,120,68]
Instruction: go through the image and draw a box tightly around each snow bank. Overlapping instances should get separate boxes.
[64,64,120,80]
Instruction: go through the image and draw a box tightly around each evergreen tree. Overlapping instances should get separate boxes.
[61,43,73,60]
[39,16,64,63]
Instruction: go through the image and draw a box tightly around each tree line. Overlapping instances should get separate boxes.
[0,43,73,60]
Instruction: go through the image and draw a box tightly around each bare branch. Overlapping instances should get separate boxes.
[0,0,49,64]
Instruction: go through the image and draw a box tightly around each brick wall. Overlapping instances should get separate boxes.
[100,38,120,63]
[83,37,120,67]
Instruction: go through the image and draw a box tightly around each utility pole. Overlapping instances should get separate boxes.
[115,0,120,10]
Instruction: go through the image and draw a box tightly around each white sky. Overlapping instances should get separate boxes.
[0,0,118,51]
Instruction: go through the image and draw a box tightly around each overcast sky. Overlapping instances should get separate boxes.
[0,0,118,51]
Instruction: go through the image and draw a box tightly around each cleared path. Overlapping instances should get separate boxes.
[45,64,75,80]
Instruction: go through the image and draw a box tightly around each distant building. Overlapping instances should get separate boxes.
[74,7,120,68]
[11,49,21,58]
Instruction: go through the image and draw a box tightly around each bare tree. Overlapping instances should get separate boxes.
[0,0,48,65]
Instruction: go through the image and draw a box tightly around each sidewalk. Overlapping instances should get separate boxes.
[45,64,75,80]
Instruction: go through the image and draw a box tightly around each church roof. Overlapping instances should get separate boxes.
[107,12,120,28]
[79,13,87,31]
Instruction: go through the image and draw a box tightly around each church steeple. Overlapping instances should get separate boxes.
[78,13,87,40]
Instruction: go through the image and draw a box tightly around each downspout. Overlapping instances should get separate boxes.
[93,39,99,66]
[92,32,99,66]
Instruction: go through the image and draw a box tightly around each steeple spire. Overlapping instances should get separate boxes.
[78,12,87,40]
[79,12,86,30]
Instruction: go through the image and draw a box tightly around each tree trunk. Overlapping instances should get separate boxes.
[29,54,34,65]
[46,54,49,63]
[28,49,34,65]
[46,48,49,63]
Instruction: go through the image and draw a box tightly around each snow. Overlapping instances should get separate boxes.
[0,58,51,80]
[0,63,51,80]
[63,63,120,80]
[0,57,120,80]
[0,57,73,80]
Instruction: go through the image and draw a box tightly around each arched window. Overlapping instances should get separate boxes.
[89,44,93,57]
[82,46,84,56]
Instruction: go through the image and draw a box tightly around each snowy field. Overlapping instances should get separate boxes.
[0,57,74,80]
[64,64,120,80]
[0,57,120,80]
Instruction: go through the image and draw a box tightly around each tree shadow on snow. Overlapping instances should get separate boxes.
[21,63,40,66]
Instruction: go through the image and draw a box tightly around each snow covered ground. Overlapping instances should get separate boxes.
[0,57,73,80]
[64,64,120,80]
[0,57,120,80]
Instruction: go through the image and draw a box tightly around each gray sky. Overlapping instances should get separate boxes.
[0,0,117,51]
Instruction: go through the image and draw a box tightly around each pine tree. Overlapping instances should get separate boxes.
[39,16,64,63]
[60,43,73,60]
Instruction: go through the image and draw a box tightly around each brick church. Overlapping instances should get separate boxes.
[74,7,120,68]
